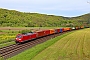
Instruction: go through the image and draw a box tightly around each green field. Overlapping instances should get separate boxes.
[32,28,90,60]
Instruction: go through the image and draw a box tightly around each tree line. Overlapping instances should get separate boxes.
[0,8,90,27]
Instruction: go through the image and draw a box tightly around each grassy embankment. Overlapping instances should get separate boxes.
[8,30,73,60]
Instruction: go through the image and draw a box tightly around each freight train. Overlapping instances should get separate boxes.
[15,26,84,44]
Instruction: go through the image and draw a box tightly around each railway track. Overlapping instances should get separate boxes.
[0,32,66,60]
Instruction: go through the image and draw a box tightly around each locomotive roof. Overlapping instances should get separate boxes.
[22,32,35,35]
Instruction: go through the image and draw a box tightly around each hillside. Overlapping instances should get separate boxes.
[0,8,90,27]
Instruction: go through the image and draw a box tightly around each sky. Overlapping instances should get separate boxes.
[0,0,90,17]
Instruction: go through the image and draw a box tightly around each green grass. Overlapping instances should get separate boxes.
[0,57,4,60]
[0,29,21,42]
[0,41,15,48]
[0,34,16,43]
[8,30,72,60]
[0,30,18,48]
[31,28,90,60]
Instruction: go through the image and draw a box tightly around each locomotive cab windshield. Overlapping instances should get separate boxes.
[16,35,22,38]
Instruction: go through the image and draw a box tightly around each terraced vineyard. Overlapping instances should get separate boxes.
[0,33,17,48]
[31,28,90,60]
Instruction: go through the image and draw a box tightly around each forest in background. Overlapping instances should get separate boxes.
[0,8,90,27]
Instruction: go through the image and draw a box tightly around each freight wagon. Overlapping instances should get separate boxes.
[63,28,71,32]
[44,30,50,36]
[55,28,60,33]
[60,28,64,33]
[36,30,45,38]
[75,27,79,30]
[80,26,84,29]
[49,29,55,34]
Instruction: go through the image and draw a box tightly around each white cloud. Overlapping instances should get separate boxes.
[0,0,90,17]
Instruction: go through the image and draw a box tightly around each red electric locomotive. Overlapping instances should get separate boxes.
[15,32,37,43]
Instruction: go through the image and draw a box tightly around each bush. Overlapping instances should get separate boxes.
[20,30,33,34]
[0,30,2,32]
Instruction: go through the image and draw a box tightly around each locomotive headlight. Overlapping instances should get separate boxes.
[19,39,21,40]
